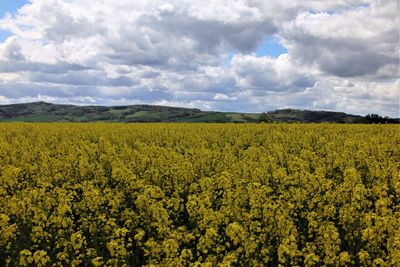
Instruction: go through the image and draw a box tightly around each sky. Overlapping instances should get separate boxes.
[0,0,398,116]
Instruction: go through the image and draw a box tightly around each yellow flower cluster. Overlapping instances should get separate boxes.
[0,123,399,266]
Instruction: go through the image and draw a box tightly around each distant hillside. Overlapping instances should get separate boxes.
[0,102,397,123]
[260,109,363,123]
[0,102,257,123]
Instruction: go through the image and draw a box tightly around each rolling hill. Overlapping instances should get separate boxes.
[0,101,396,123]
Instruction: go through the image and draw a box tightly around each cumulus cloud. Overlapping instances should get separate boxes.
[231,54,315,92]
[0,0,398,116]
[281,1,399,78]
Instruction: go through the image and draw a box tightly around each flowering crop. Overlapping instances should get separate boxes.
[0,123,399,266]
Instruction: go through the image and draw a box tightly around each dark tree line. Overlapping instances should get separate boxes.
[364,114,399,124]
[258,111,399,124]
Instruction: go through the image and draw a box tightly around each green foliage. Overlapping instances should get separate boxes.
[0,123,399,266]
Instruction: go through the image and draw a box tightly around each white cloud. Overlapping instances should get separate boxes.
[231,54,315,92]
[0,0,398,116]
[281,1,398,78]
[214,93,237,101]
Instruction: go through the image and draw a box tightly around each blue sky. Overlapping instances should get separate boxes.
[0,0,27,41]
[0,0,26,16]
[225,36,288,65]
[223,35,287,67]
[256,36,287,58]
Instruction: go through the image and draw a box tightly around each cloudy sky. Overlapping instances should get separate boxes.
[0,0,399,116]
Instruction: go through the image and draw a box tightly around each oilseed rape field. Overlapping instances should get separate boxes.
[0,123,399,266]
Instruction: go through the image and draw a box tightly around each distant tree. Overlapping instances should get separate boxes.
[365,114,398,124]
[259,112,269,122]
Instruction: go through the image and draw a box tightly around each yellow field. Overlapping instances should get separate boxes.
[0,123,399,266]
